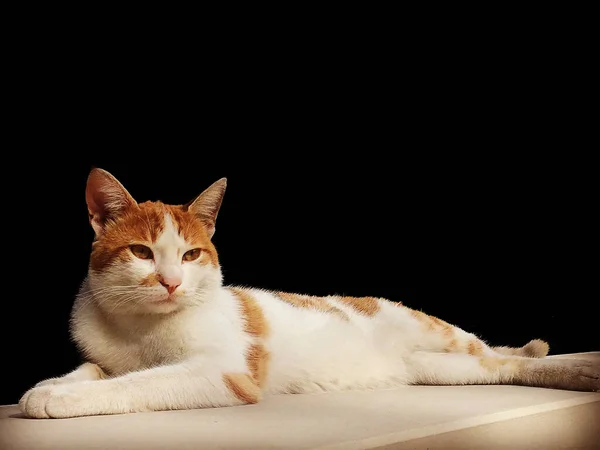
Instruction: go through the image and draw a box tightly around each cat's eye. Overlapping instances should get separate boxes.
[130,245,153,260]
[183,248,202,262]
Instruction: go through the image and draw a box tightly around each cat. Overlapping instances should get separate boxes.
[19,168,599,419]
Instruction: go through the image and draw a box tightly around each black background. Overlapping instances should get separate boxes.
[2,42,598,405]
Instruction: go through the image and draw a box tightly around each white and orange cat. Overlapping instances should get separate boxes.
[19,169,599,419]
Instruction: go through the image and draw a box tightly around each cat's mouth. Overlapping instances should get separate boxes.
[151,292,181,305]
[146,295,182,313]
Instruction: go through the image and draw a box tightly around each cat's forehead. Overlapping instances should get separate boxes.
[155,211,188,250]
[110,201,211,246]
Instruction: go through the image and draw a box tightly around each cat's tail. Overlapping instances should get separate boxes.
[491,339,549,358]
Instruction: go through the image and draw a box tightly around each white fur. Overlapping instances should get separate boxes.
[152,214,186,286]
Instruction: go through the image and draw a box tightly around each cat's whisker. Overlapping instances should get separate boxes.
[82,287,139,297]
[80,288,156,311]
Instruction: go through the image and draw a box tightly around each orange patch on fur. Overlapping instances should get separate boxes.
[445,338,458,352]
[277,292,350,321]
[410,309,436,331]
[247,344,270,387]
[223,373,261,404]
[468,340,485,356]
[409,308,429,322]
[336,296,380,316]
[230,288,270,337]
[433,317,455,338]
[408,308,454,335]
[277,292,315,309]
[140,273,160,287]
[442,326,454,338]
[229,288,271,387]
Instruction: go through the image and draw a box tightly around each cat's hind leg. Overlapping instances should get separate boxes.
[384,303,549,359]
[405,351,599,392]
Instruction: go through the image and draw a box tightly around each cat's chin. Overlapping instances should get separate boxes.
[106,301,184,315]
[143,293,187,311]
[142,299,182,314]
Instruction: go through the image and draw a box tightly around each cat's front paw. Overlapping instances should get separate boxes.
[19,386,52,418]
[19,383,106,419]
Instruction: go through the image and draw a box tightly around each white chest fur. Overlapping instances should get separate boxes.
[70,296,234,376]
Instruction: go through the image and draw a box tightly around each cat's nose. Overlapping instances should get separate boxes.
[159,278,181,294]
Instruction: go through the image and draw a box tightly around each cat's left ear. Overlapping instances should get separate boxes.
[86,168,138,237]
[186,178,227,238]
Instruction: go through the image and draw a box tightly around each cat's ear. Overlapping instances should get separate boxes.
[186,178,227,238]
[86,168,137,237]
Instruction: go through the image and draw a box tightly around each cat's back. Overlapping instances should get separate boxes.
[231,287,401,334]
[227,287,370,335]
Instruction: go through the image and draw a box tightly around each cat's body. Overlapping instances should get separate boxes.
[71,285,407,396]
[19,169,600,419]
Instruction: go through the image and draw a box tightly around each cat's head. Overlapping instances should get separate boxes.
[82,168,226,314]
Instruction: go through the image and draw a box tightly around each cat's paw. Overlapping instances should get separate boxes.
[19,386,52,419]
[536,359,600,392]
[563,360,600,392]
[19,383,102,419]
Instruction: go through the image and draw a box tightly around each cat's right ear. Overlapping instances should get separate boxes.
[86,168,137,237]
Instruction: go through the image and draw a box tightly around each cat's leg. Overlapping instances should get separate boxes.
[33,362,107,388]
[390,304,549,358]
[19,359,260,419]
[405,351,600,391]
